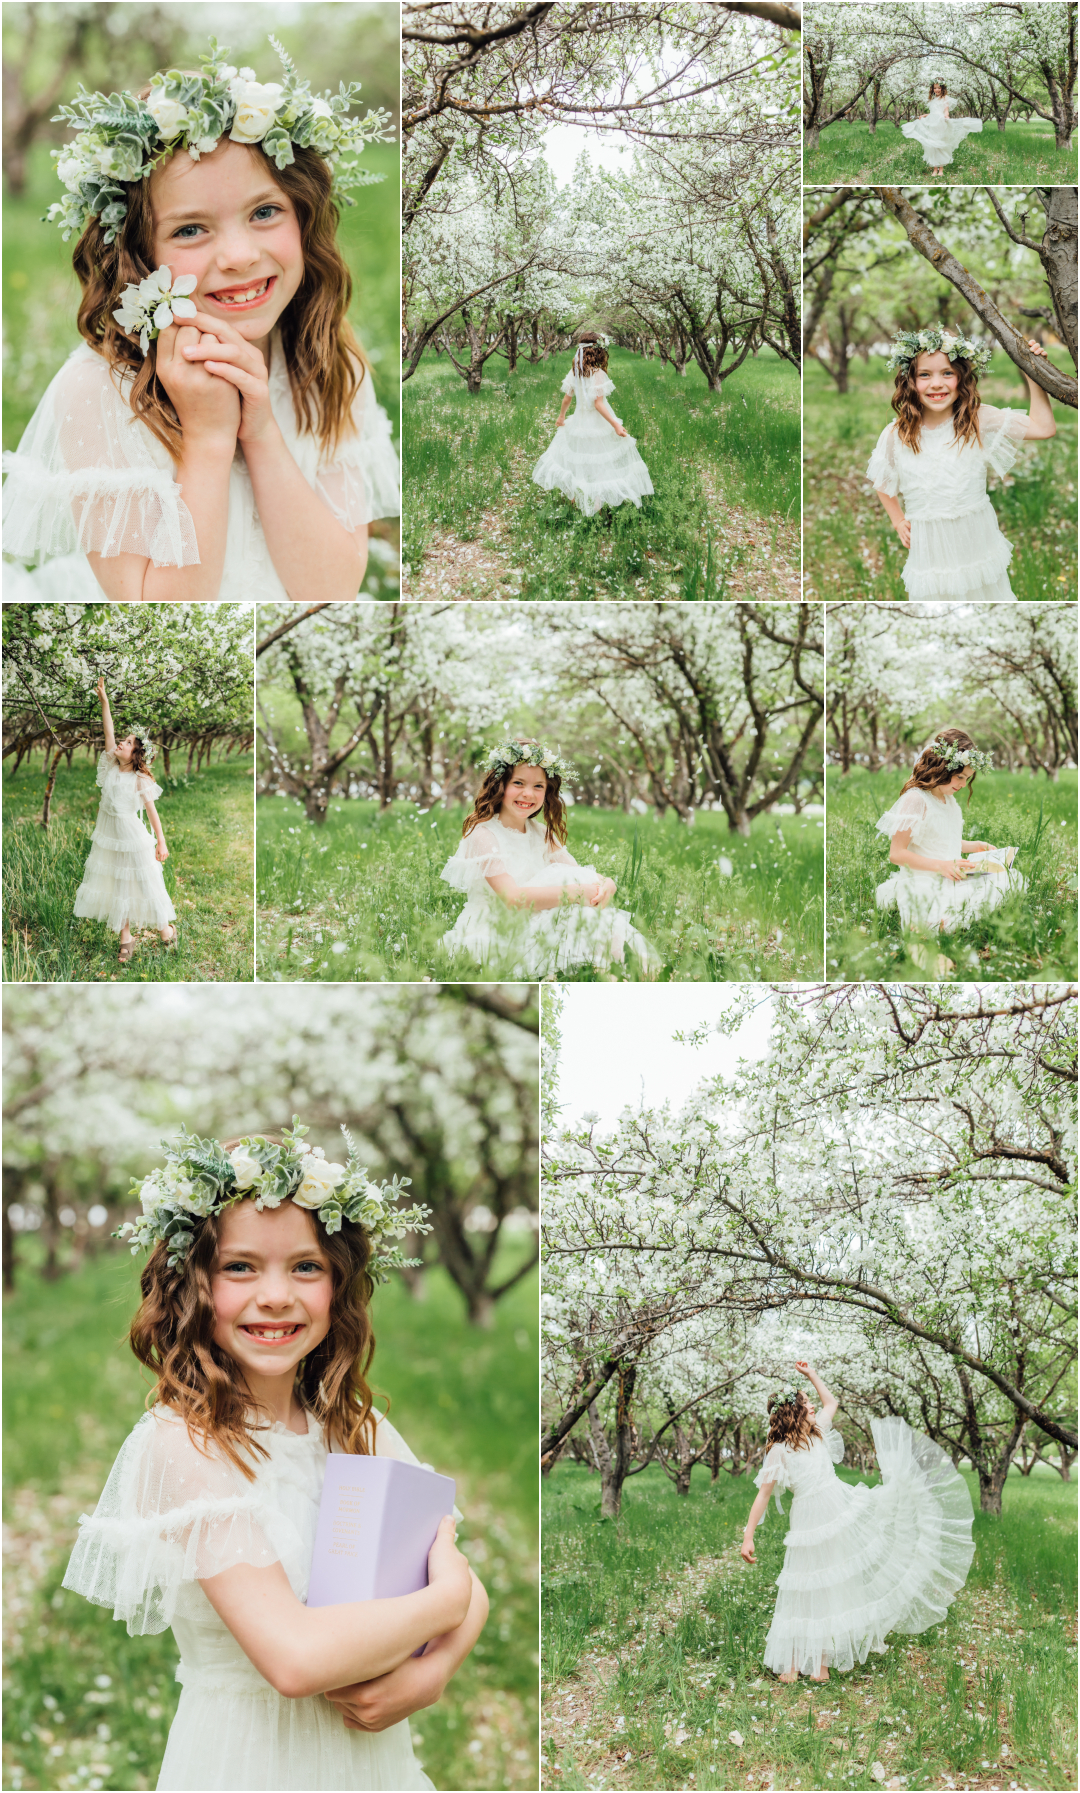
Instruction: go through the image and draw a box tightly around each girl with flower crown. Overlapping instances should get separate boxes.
[740,1362,974,1682]
[2,36,398,603]
[874,728,1024,969]
[866,327,1057,601]
[531,335,654,516]
[439,740,659,977]
[73,675,177,964]
[62,1122,487,1792]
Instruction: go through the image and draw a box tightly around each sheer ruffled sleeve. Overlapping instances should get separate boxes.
[874,786,929,841]
[95,750,117,790]
[313,368,400,530]
[2,348,200,569]
[561,369,576,397]
[546,843,580,867]
[62,1410,301,1636]
[819,1414,845,1464]
[588,372,615,399]
[440,822,510,895]
[754,1443,793,1516]
[136,772,163,808]
[865,421,901,496]
[976,404,1030,480]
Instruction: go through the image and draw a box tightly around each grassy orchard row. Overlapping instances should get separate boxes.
[803,119,1075,186]
[255,797,825,983]
[825,767,1079,983]
[802,357,1078,603]
[541,1461,1078,1793]
[402,349,800,601]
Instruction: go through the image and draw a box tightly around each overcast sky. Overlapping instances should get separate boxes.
[552,986,776,1128]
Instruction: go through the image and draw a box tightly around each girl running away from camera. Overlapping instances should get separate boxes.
[73,675,177,964]
[440,740,659,978]
[866,326,1056,601]
[531,333,654,517]
[63,1122,487,1791]
[740,1362,974,1682]
[2,35,399,602]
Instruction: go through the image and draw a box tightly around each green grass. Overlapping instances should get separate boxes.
[3,753,254,982]
[2,1240,538,1793]
[401,348,800,601]
[542,1459,1078,1792]
[255,797,825,983]
[803,355,1078,602]
[826,766,1078,982]
[803,118,1076,185]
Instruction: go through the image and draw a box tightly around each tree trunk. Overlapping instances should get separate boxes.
[977,1462,1009,1516]
[2,1168,19,1293]
[466,1290,495,1327]
[586,1365,637,1518]
[305,785,329,823]
[40,744,63,827]
[805,124,820,155]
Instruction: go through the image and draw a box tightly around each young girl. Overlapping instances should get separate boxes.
[440,740,659,977]
[875,730,1024,964]
[2,36,398,603]
[901,82,982,176]
[74,676,177,964]
[531,335,654,516]
[740,1362,974,1682]
[866,327,1056,601]
[63,1122,487,1792]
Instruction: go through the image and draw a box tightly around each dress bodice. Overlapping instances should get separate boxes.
[440,817,581,902]
[927,97,948,118]
[874,786,962,857]
[755,1414,846,1513]
[96,750,162,818]
[865,405,1028,521]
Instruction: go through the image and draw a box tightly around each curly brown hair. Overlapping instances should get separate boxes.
[128,1135,378,1479]
[892,352,982,452]
[72,138,367,460]
[766,1390,822,1454]
[461,759,568,849]
[929,82,948,98]
[900,727,980,799]
[574,334,608,375]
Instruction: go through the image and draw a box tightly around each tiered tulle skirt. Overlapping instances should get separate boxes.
[532,411,654,515]
[900,114,983,167]
[903,498,1015,600]
[442,865,659,976]
[73,811,176,932]
[876,853,1026,930]
[763,1417,974,1677]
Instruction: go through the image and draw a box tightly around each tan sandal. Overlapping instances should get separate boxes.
[160,925,178,947]
[118,941,136,963]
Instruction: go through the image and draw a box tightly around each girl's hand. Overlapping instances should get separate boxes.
[427,1517,471,1630]
[893,513,911,549]
[95,676,107,700]
[155,841,169,863]
[555,417,566,427]
[740,1537,757,1565]
[1023,337,1048,360]
[795,1360,814,1379]
[589,877,617,908]
[178,310,279,445]
[154,320,241,449]
[325,1655,443,1734]
[614,424,628,437]
[965,841,992,853]
[933,857,967,883]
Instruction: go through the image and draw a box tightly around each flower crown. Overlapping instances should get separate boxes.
[886,326,992,380]
[772,1387,803,1414]
[128,725,157,765]
[485,740,574,782]
[924,737,994,773]
[46,34,393,244]
[116,1118,432,1279]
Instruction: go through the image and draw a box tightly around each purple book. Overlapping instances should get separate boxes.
[307,1454,456,1607]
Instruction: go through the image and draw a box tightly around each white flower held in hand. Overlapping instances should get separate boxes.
[112,266,198,354]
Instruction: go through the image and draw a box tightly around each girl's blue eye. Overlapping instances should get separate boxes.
[253,204,280,221]
[296,1261,323,1274]
[173,224,203,240]
[223,1260,252,1273]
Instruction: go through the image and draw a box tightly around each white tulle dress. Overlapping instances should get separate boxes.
[866,406,1029,600]
[874,785,1025,929]
[62,1405,440,1792]
[1,329,399,602]
[531,367,654,515]
[440,816,658,976]
[754,1413,974,1677]
[73,751,176,934]
[901,97,983,167]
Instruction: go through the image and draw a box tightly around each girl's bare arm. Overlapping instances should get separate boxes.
[594,396,627,436]
[142,796,168,861]
[238,432,369,599]
[1016,339,1057,439]
[874,488,910,548]
[555,395,572,426]
[889,825,966,882]
[485,871,599,910]
[325,1570,489,1733]
[741,1483,774,1562]
[796,1361,838,1421]
[96,678,116,753]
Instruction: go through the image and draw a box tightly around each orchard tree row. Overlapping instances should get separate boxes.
[541,982,1078,1515]
[256,601,823,830]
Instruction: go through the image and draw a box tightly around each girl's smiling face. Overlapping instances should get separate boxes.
[946,766,973,792]
[211,1199,332,1401]
[499,764,548,827]
[150,138,303,347]
[913,350,959,415]
[115,733,137,767]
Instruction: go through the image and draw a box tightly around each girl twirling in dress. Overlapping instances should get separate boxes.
[867,326,1057,601]
[63,1121,487,1792]
[901,83,983,177]
[531,335,654,517]
[2,35,398,602]
[874,728,1024,973]
[740,1362,974,1683]
[74,676,177,965]
[440,740,659,977]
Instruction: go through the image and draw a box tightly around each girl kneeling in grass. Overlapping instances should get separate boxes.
[64,1123,486,1792]
[440,739,659,978]
[740,1362,973,1683]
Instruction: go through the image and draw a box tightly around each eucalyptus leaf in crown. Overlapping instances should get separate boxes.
[116,1116,431,1281]
[886,326,992,380]
[46,34,394,243]
[485,739,574,782]
[925,737,994,772]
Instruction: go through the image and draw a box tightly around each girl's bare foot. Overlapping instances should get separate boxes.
[810,1666,830,1682]
[778,1669,799,1683]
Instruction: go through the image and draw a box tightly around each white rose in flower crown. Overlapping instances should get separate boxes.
[169,1178,202,1213]
[229,79,286,143]
[293,1156,347,1209]
[228,1148,263,1192]
[310,96,334,119]
[139,1173,169,1217]
[146,91,191,138]
[57,152,89,189]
